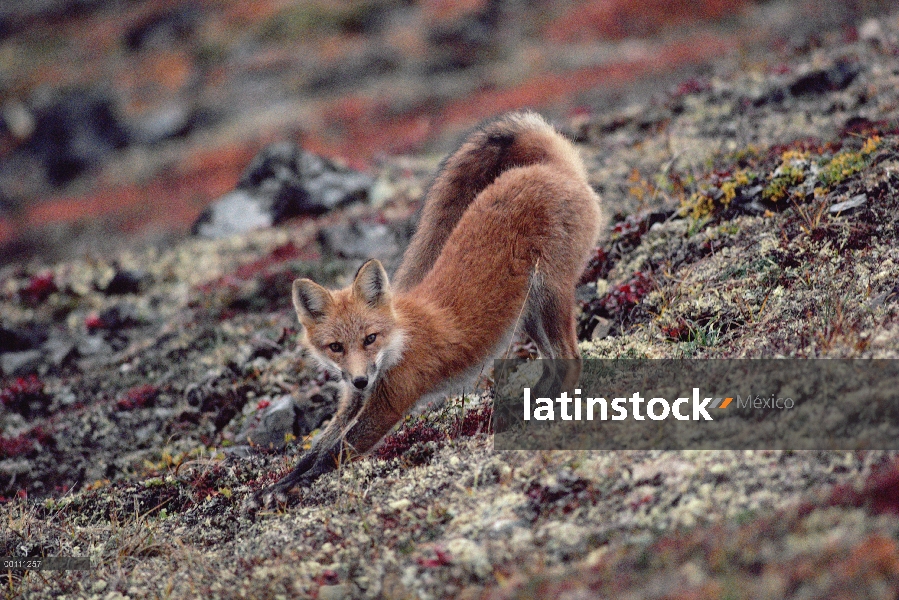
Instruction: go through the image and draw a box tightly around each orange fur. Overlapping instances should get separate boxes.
[263,110,602,496]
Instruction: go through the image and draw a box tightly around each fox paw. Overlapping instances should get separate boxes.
[243,486,290,517]
[243,471,320,515]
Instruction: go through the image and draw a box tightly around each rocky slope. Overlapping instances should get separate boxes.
[2,0,894,264]
[2,8,899,600]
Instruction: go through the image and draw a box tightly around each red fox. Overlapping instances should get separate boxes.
[259,110,602,500]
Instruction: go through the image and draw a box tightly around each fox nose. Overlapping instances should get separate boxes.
[352,376,369,390]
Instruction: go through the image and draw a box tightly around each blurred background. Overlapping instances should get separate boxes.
[0,0,893,265]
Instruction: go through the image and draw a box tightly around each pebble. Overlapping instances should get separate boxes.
[0,349,43,376]
[317,584,349,600]
[829,194,867,214]
[389,498,412,511]
[445,538,491,578]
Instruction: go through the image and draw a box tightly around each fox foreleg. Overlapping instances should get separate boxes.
[253,384,369,504]
[321,382,408,464]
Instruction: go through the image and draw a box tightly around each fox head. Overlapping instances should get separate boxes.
[292,259,406,392]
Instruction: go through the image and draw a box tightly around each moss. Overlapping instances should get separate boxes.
[691,137,882,209]
[817,136,881,188]
[681,191,714,219]
[686,214,712,236]
[762,150,809,202]
[758,137,880,201]
[727,144,762,167]
[721,169,753,204]
[680,169,756,220]
[718,222,740,236]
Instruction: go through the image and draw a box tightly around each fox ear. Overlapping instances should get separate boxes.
[292,279,332,323]
[352,259,391,308]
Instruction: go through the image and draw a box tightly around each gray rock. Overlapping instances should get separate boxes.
[193,142,373,238]
[123,6,200,52]
[304,170,372,212]
[731,185,767,215]
[125,100,193,145]
[102,268,145,296]
[236,394,297,449]
[0,458,31,476]
[590,317,612,341]
[859,18,885,44]
[789,61,861,96]
[77,335,112,357]
[1,100,35,140]
[243,143,372,214]
[222,445,253,459]
[28,89,129,186]
[318,221,402,260]
[0,349,43,376]
[43,336,77,367]
[135,423,158,445]
[0,150,51,205]
[0,325,46,353]
[576,282,597,303]
[191,189,275,239]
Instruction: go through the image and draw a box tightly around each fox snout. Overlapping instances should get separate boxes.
[343,360,377,391]
[343,365,377,390]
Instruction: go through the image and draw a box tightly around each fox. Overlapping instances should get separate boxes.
[256,110,602,501]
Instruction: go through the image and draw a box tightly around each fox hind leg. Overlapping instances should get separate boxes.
[522,283,582,397]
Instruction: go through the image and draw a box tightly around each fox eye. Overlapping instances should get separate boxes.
[328,342,344,353]
[363,333,377,346]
